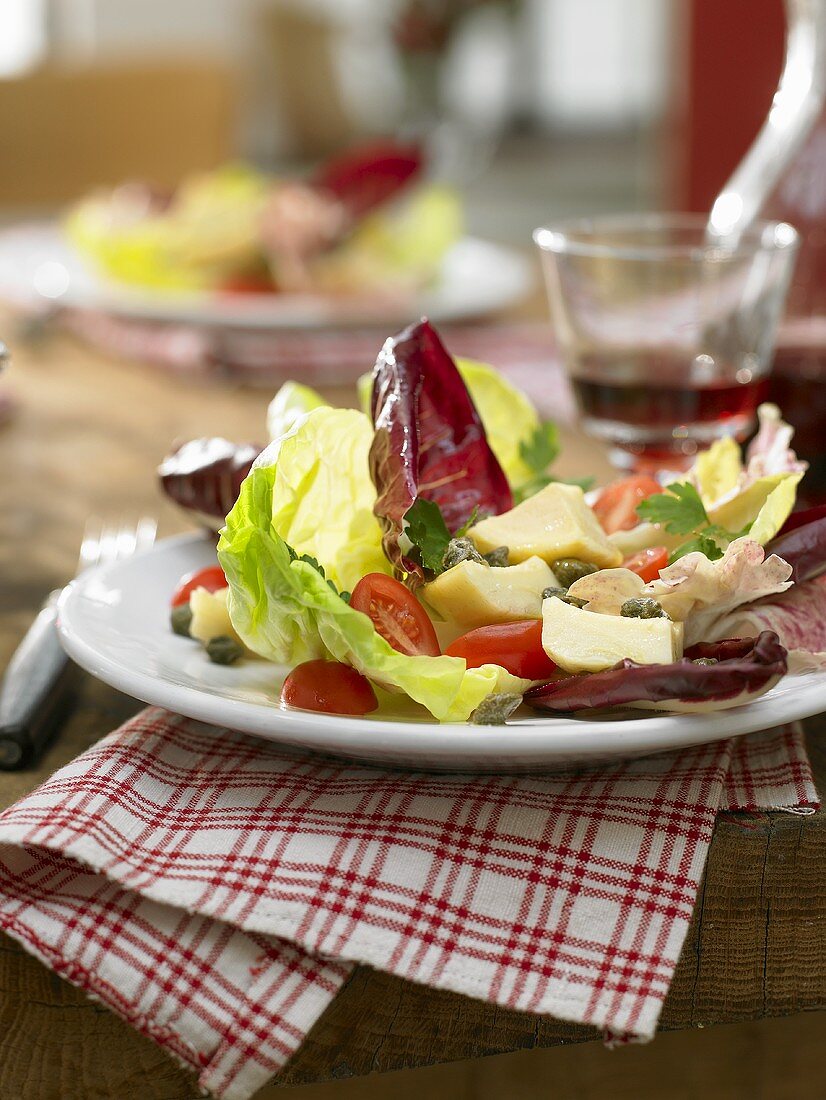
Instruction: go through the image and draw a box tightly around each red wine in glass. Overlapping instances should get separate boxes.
[569,350,770,470]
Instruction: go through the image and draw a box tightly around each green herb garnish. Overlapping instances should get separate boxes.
[403,498,452,573]
[513,422,593,503]
[636,482,748,564]
[636,482,710,535]
[519,421,560,474]
[286,543,351,599]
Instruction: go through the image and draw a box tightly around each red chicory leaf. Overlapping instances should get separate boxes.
[524,631,787,713]
[159,438,259,531]
[312,141,423,222]
[368,319,513,577]
[776,504,826,536]
[766,514,826,584]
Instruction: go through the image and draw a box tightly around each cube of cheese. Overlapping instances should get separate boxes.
[541,596,683,673]
[189,587,243,647]
[469,483,622,569]
[424,556,557,631]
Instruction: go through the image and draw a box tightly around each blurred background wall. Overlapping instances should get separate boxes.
[0,0,787,242]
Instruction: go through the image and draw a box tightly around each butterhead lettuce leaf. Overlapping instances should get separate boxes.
[266,381,326,442]
[218,461,529,721]
[256,406,389,593]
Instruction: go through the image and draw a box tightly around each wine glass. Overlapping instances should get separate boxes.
[534,213,799,472]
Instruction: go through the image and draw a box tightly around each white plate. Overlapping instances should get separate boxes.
[56,534,826,772]
[0,223,534,330]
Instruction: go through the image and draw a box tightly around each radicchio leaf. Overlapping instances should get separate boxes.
[312,141,423,222]
[159,438,259,530]
[707,574,826,656]
[767,513,826,584]
[368,319,513,578]
[776,504,826,536]
[524,631,787,714]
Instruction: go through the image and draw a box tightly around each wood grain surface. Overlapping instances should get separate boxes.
[0,316,823,1099]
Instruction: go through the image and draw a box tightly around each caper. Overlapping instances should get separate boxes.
[550,558,598,587]
[482,546,510,568]
[206,635,244,665]
[542,587,587,609]
[471,692,523,725]
[170,603,193,637]
[442,537,486,570]
[692,657,718,666]
[620,597,670,620]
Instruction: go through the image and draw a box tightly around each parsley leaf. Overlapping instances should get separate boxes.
[286,543,351,600]
[513,422,592,503]
[668,522,752,565]
[403,498,452,574]
[668,533,726,565]
[636,483,750,565]
[636,482,710,535]
[455,506,480,537]
[286,545,326,576]
[519,421,560,475]
[555,475,596,492]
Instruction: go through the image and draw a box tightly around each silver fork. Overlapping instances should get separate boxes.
[0,516,157,770]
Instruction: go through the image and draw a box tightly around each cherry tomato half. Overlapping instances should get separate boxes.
[621,546,669,584]
[170,564,227,607]
[280,659,378,715]
[445,620,557,680]
[592,475,662,534]
[350,573,440,657]
[217,272,276,295]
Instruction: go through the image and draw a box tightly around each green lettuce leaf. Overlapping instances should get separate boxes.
[266,381,326,441]
[218,462,529,721]
[707,473,803,545]
[256,406,390,592]
[66,164,268,290]
[357,355,541,489]
[454,358,541,487]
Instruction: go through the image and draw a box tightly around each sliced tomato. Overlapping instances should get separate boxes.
[217,271,276,295]
[592,475,662,534]
[280,659,378,715]
[445,621,557,680]
[350,573,440,657]
[621,546,669,584]
[171,564,227,607]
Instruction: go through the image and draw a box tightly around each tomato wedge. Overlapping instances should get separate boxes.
[445,621,557,680]
[218,271,276,295]
[281,659,378,715]
[621,546,669,584]
[350,573,440,657]
[171,564,227,607]
[592,475,662,534]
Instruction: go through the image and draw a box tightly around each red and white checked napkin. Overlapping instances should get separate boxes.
[0,709,817,1100]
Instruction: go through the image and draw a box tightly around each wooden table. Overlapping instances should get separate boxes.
[0,320,824,1099]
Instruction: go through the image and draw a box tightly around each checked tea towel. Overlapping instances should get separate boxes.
[0,708,817,1099]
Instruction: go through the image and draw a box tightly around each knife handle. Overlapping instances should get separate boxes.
[0,593,72,769]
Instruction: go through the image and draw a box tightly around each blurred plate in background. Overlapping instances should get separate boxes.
[0,223,534,330]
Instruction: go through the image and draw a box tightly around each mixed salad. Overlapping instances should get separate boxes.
[159,319,826,724]
[66,143,460,296]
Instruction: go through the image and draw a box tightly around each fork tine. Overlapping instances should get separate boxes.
[77,515,157,575]
[115,521,137,561]
[99,522,120,566]
[134,516,158,553]
[78,516,104,574]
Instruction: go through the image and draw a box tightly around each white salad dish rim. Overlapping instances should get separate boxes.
[56,534,826,773]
